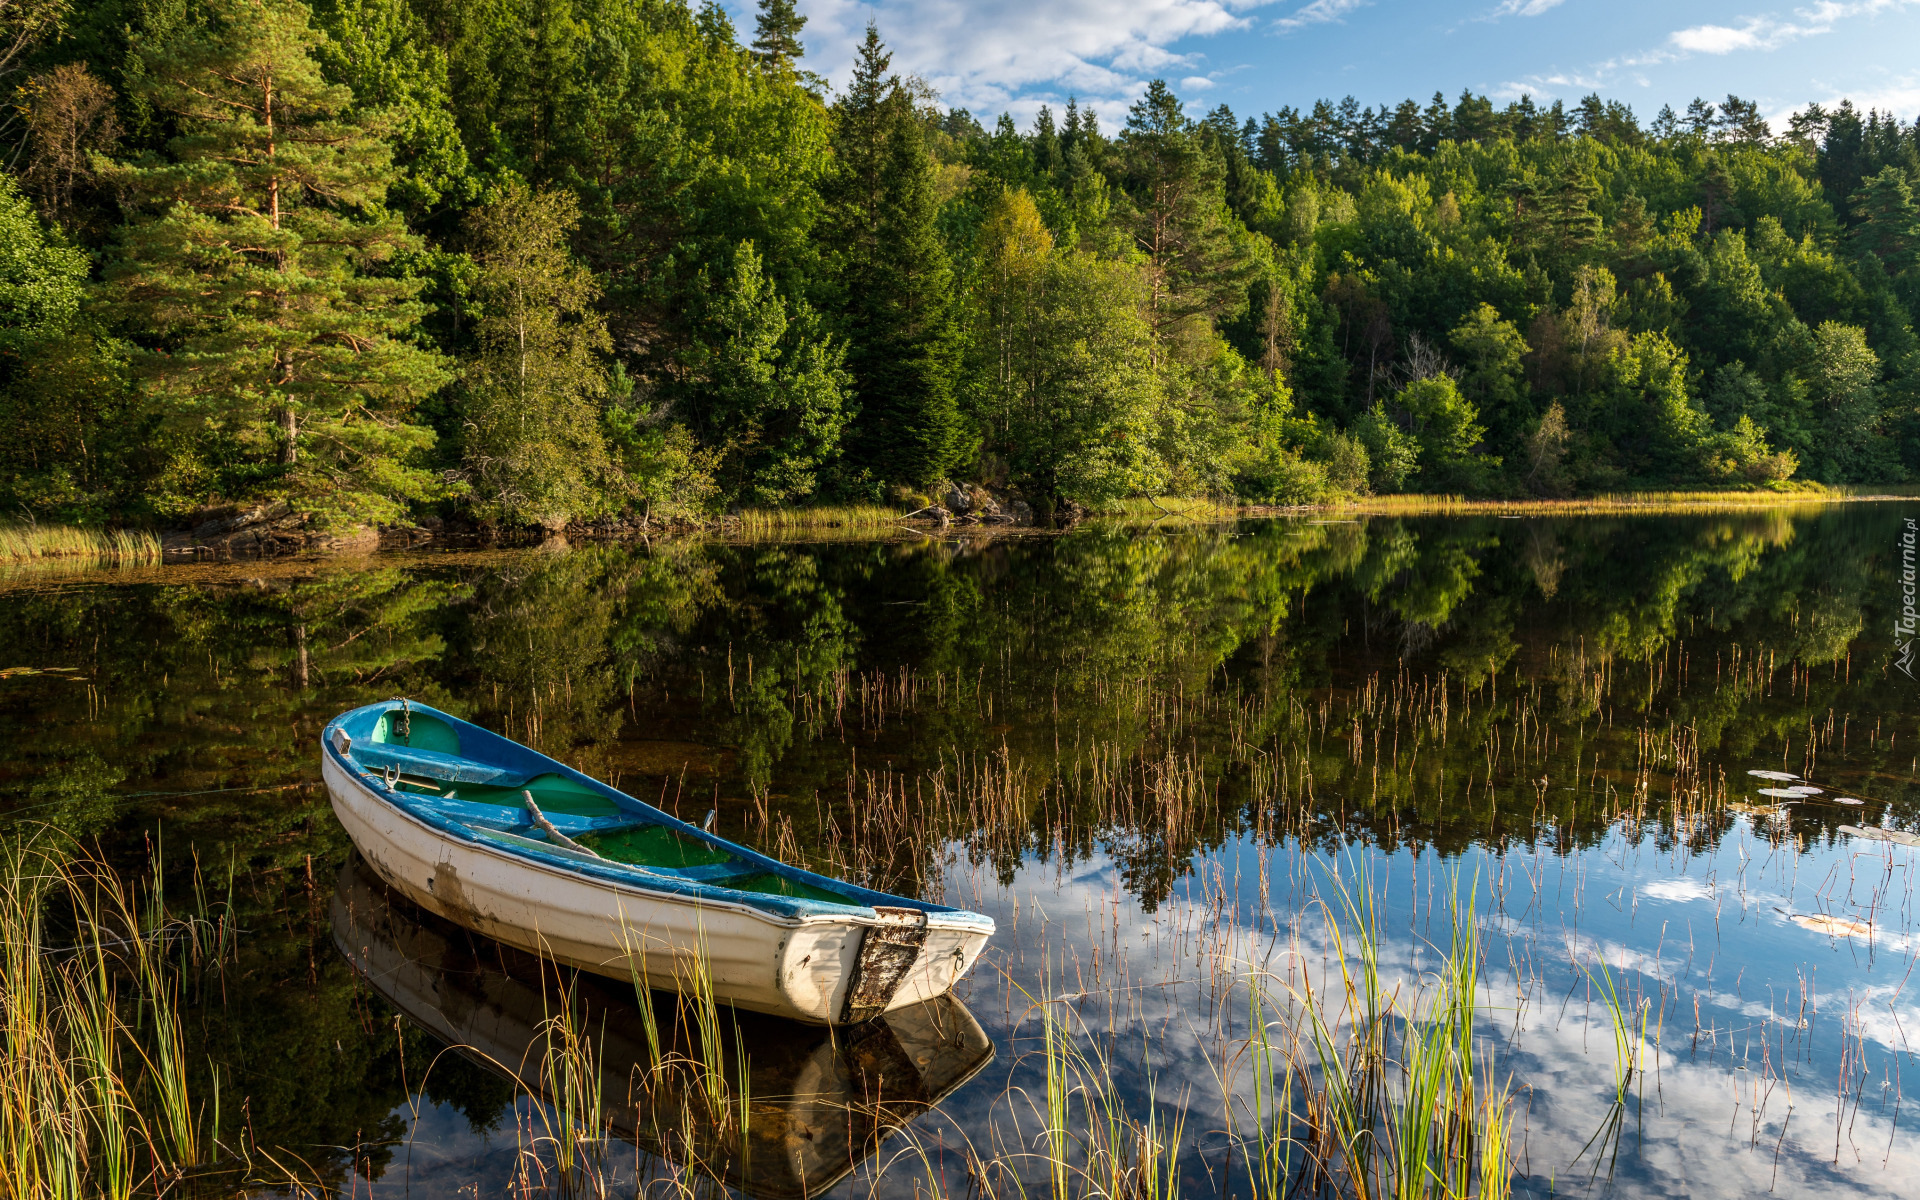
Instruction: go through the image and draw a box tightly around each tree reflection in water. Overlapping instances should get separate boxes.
[0,505,1912,1196]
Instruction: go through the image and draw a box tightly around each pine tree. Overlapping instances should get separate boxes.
[101,0,450,526]
[1684,98,1717,138]
[825,24,964,487]
[311,0,472,217]
[1850,167,1920,274]
[751,0,806,71]
[1699,152,1737,235]
[462,182,621,529]
[1117,80,1261,355]
[694,241,851,504]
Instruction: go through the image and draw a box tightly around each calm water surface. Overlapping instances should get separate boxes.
[3,506,1919,1199]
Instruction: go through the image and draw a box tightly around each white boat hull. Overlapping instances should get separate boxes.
[324,752,991,1025]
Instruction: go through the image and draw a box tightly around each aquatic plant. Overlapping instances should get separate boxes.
[972,970,1185,1200]
[1320,485,1853,516]
[0,832,222,1200]
[724,505,907,538]
[1242,866,1515,1200]
[0,524,160,565]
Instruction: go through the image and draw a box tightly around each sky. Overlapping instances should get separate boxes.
[733,0,1920,133]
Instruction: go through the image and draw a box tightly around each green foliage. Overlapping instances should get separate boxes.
[1320,430,1371,496]
[1392,375,1499,491]
[825,26,964,488]
[690,242,851,505]
[1805,320,1896,481]
[968,189,1165,504]
[100,0,451,527]
[1448,304,1529,457]
[602,417,719,522]
[1234,442,1330,505]
[310,0,474,217]
[0,175,151,522]
[460,182,620,528]
[1353,402,1421,492]
[1849,167,1919,276]
[0,175,86,352]
[1590,331,1712,481]
[1699,414,1798,483]
[12,12,1920,526]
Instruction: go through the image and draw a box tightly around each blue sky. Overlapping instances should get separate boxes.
[747,0,1920,133]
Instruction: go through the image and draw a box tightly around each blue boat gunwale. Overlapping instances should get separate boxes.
[324,699,992,929]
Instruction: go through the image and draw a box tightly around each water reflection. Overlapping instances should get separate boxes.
[330,856,994,1198]
[2,505,1918,1197]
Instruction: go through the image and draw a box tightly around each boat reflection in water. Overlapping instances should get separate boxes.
[331,857,995,1198]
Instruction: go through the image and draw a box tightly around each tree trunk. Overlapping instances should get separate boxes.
[280,406,299,465]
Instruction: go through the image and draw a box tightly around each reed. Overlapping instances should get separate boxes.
[674,929,746,1133]
[983,973,1185,1200]
[1589,956,1649,1107]
[1253,865,1514,1200]
[0,832,218,1200]
[517,970,610,1193]
[723,505,906,537]
[0,524,162,565]
[1316,485,1852,517]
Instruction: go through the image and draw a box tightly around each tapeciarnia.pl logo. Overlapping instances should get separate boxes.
[1901,517,1918,679]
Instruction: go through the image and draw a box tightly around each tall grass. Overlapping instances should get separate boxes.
[724,505,906,537]
[0,524,161,565]
[0,832,225,1200]
[1235,867,1514,1200]
[1318,486,1854,517]
[973,973,1185,1200]
[511,968,610,1194]
[467,921,757,1196]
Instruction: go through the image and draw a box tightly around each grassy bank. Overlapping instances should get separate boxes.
[1094,484,1900,524]
[723,505,907,537]
[0,524,162,565]
[1316,483,1876,516]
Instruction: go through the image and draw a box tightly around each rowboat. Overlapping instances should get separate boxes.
[321,699,995,1025]
[331,856,995,1198]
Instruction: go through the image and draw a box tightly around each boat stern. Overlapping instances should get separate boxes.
[777,908,995,1025]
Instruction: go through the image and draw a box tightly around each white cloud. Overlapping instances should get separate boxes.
[1181,75,1218,89]
[1767,76,1920,132]
[1492,0,1570,15]
[1668,0,1917,56]
[802,0,1281,122]
[1498,0,1918,109]
[1272,0,1368,32]
[1639,877,1715,902]
[1670,17,1808,54]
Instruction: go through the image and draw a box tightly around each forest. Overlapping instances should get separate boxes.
[2,0,1920,533]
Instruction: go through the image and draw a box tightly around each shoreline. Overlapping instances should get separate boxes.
[3,486,1915,573]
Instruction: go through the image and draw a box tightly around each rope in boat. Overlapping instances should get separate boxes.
[522,792,602,857]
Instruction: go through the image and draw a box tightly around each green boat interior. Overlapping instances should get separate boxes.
[352,711,851,906]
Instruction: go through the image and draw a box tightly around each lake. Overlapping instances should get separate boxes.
[3,504,1917,1199]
